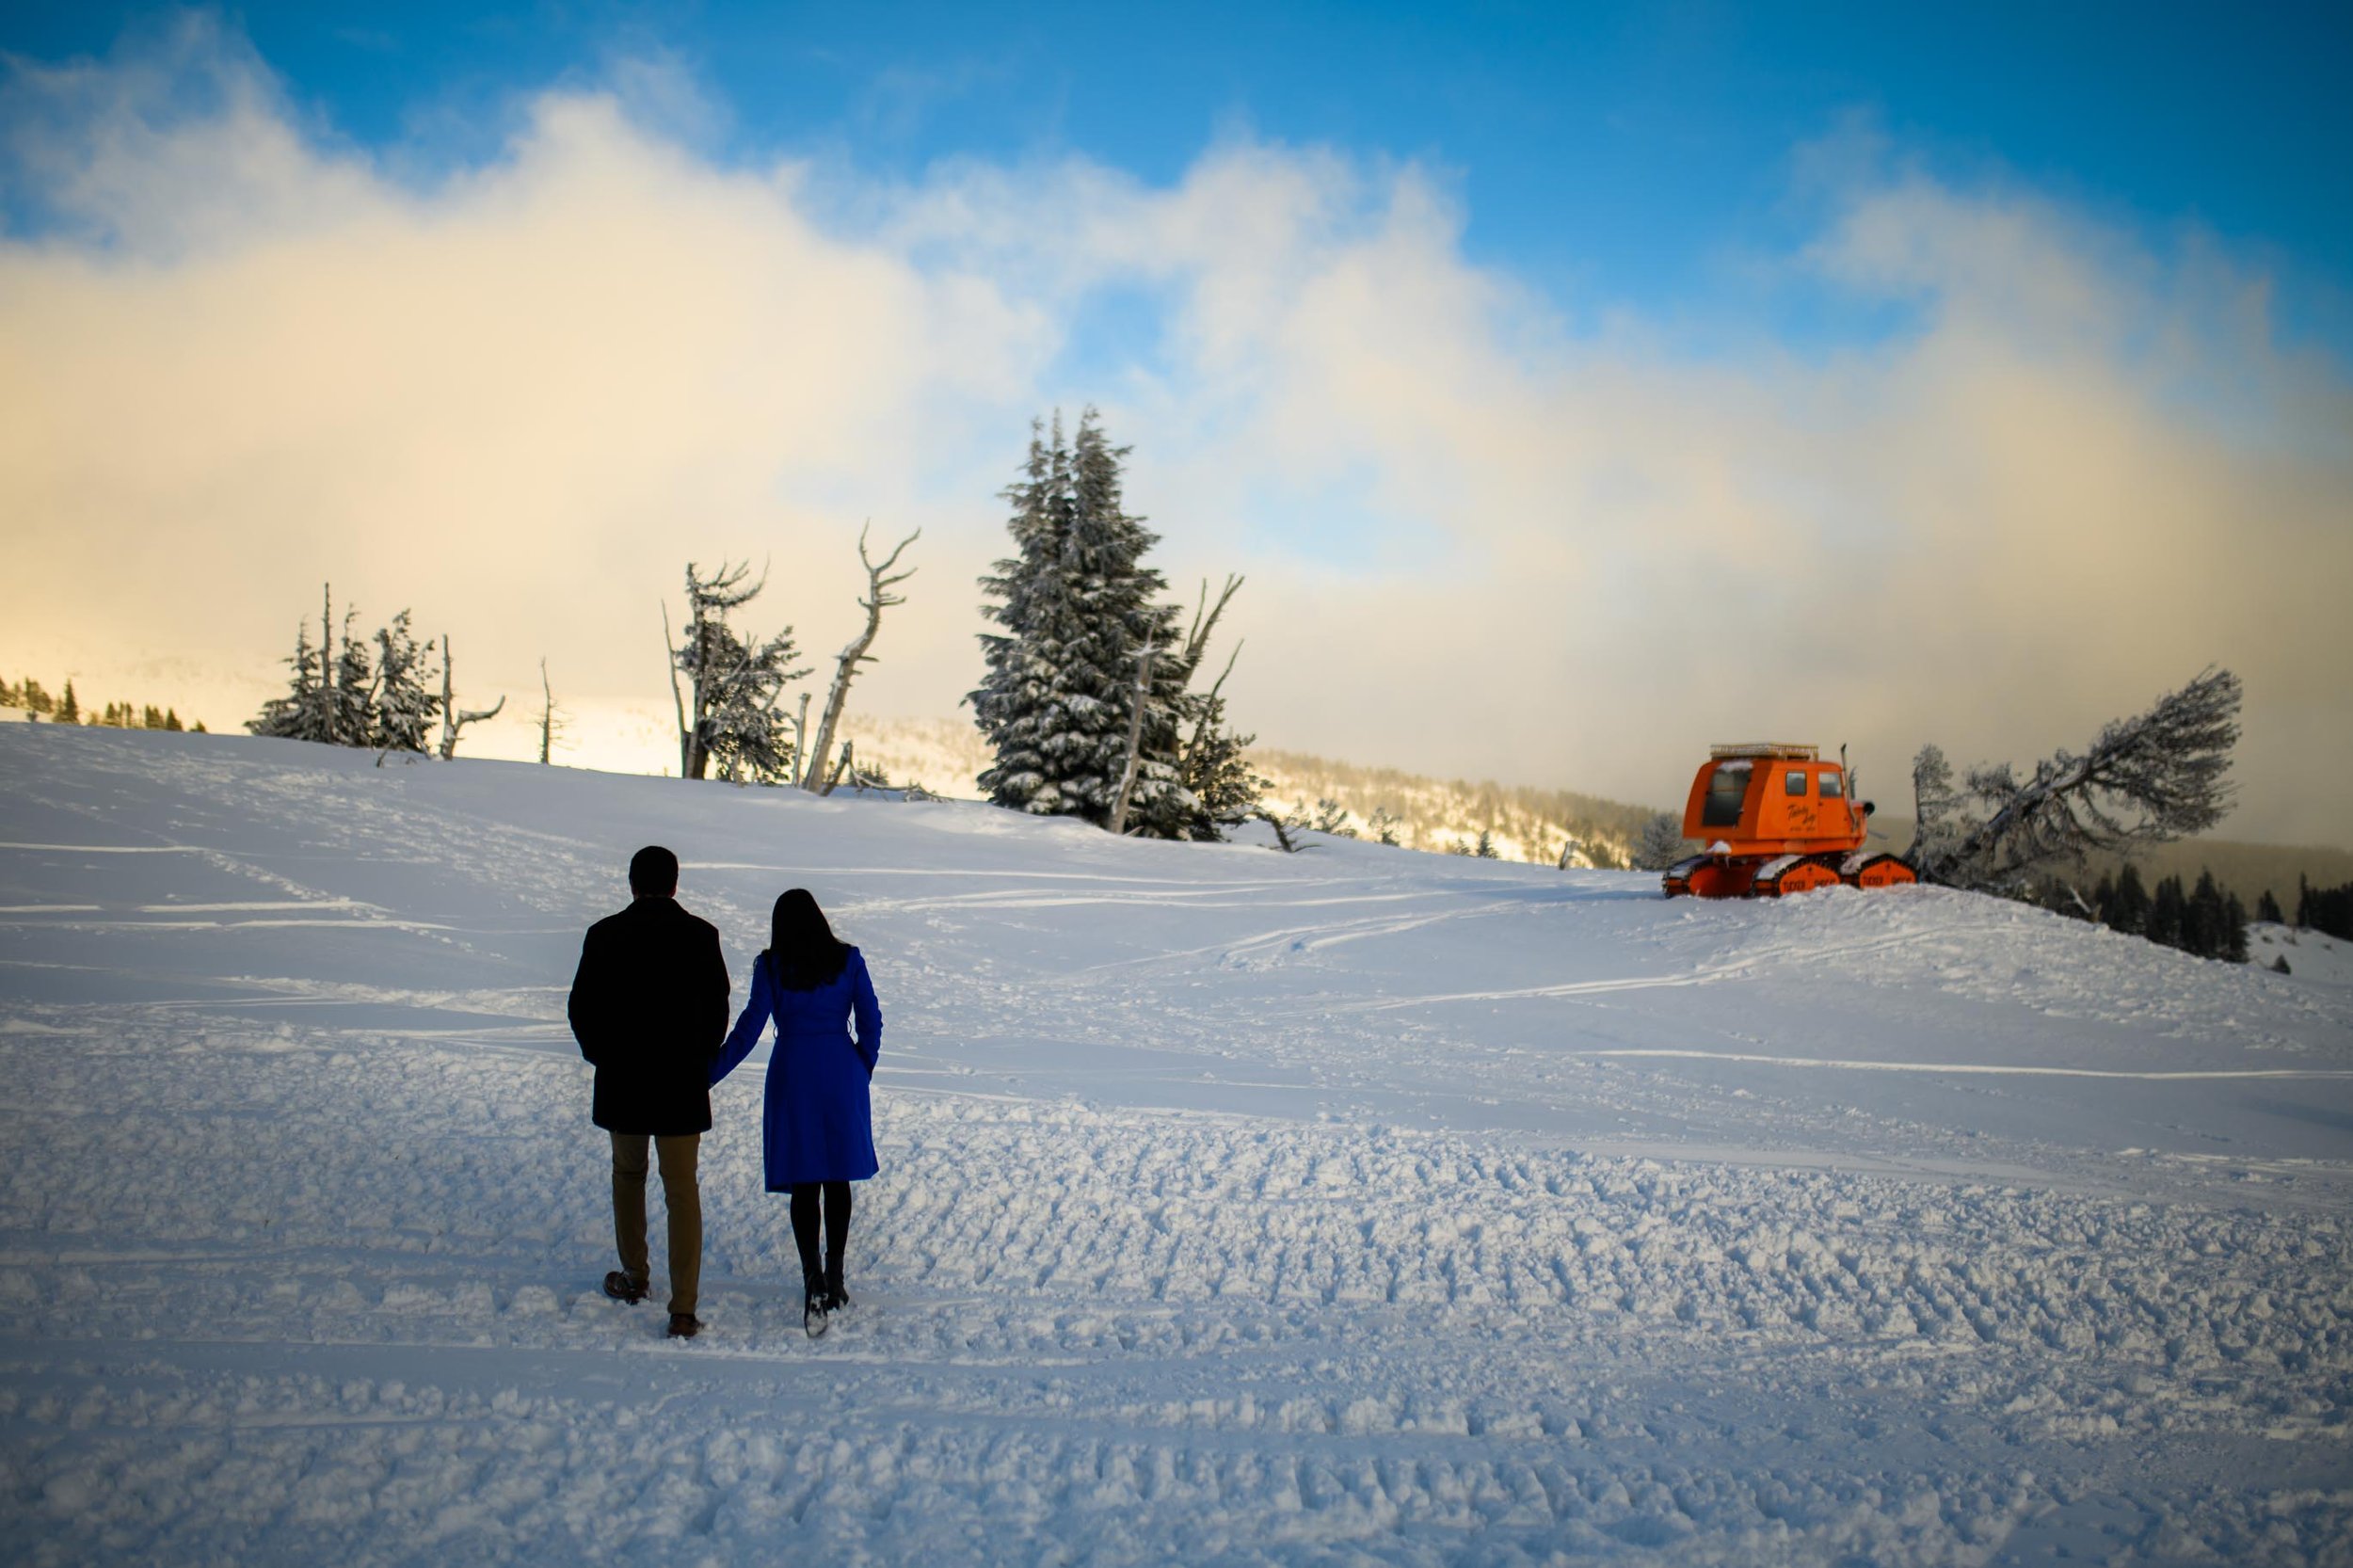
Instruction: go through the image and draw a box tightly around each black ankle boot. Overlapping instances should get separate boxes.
[824,1262,851,1312]
[803,1282,830,1339]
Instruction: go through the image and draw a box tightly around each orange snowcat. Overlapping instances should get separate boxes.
[1661,744,1917,898]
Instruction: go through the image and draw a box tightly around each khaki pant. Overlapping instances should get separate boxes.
[611,1132,701,1317]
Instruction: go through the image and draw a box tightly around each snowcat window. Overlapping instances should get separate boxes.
[1821,770,1845,799]
[1702,766,1750,827]
[1784,770,1809,797]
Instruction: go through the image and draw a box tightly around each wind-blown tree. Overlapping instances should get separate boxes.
[972,410,1205,835]
[1908,667,2242,892]
[665,560,807,783]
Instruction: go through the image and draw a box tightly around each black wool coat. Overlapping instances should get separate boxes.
[567,896,731,1135]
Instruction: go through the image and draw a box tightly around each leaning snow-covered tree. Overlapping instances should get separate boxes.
[1908,666,2243,891]
[370,611,439,753]
[971,410,1206,836]
[665,560,807,783]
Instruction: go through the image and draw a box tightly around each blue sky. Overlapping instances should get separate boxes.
[10,1,2351,349]
[4,4,2350,842]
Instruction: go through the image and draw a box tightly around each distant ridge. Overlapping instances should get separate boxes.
[834,716,2351,888]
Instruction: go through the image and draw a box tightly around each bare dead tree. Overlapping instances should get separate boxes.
[1180,574,1244,673]
[1910,666,2243,890]
[1107,634,1159,835]
[437,635,505,760]
[792,691,811,787]
[536,658,567,764]
[806,526,919,795]
[661,602,689,777]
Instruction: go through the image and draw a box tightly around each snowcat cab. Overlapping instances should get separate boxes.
[1660,744,1917,898]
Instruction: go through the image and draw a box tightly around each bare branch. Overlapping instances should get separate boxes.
[661,601,688,777]
[1182,574,1244,673]
[436,635,504,760]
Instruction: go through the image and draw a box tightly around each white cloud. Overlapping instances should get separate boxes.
[4,23,2346,843]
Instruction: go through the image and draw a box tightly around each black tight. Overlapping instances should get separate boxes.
[789,1180,853,1286]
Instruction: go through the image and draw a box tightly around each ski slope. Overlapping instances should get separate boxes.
[2,722,2348,1565]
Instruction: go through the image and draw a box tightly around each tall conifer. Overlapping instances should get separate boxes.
[972,409,1203,835]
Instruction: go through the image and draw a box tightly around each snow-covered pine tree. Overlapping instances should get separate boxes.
[371,611,439,752]
[248,613,333,741]
[1630,810,1689,872]
[972,410,1202,835]
[700,616,808,783]
[328,606,375,746]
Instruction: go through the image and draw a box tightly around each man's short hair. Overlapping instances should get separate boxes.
[629,845,680,896]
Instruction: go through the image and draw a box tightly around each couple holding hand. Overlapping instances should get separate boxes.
[567,846,881,1340]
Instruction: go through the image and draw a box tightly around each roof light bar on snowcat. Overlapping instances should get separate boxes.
[1706,743,1817,761]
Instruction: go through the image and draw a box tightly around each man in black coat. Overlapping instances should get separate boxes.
[568,845,730,1338]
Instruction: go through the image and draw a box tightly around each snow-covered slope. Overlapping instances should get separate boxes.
[2252,920,2353,990]
[3,724,2348,1564]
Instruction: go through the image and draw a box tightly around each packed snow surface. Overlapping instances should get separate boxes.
[2,724,2348,1565]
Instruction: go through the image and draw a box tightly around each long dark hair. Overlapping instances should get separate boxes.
[768,888,850,990]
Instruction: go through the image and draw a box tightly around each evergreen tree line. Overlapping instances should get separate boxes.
[2037,863,2252,963]
[5,676,204,732]
[2289,875,2353,942]
[248,585,504,757]
[969,409,1261,841]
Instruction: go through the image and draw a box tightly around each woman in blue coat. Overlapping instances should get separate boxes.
[712,888,881,1336]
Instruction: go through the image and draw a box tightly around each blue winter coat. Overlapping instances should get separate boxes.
[712,946,882,1189]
